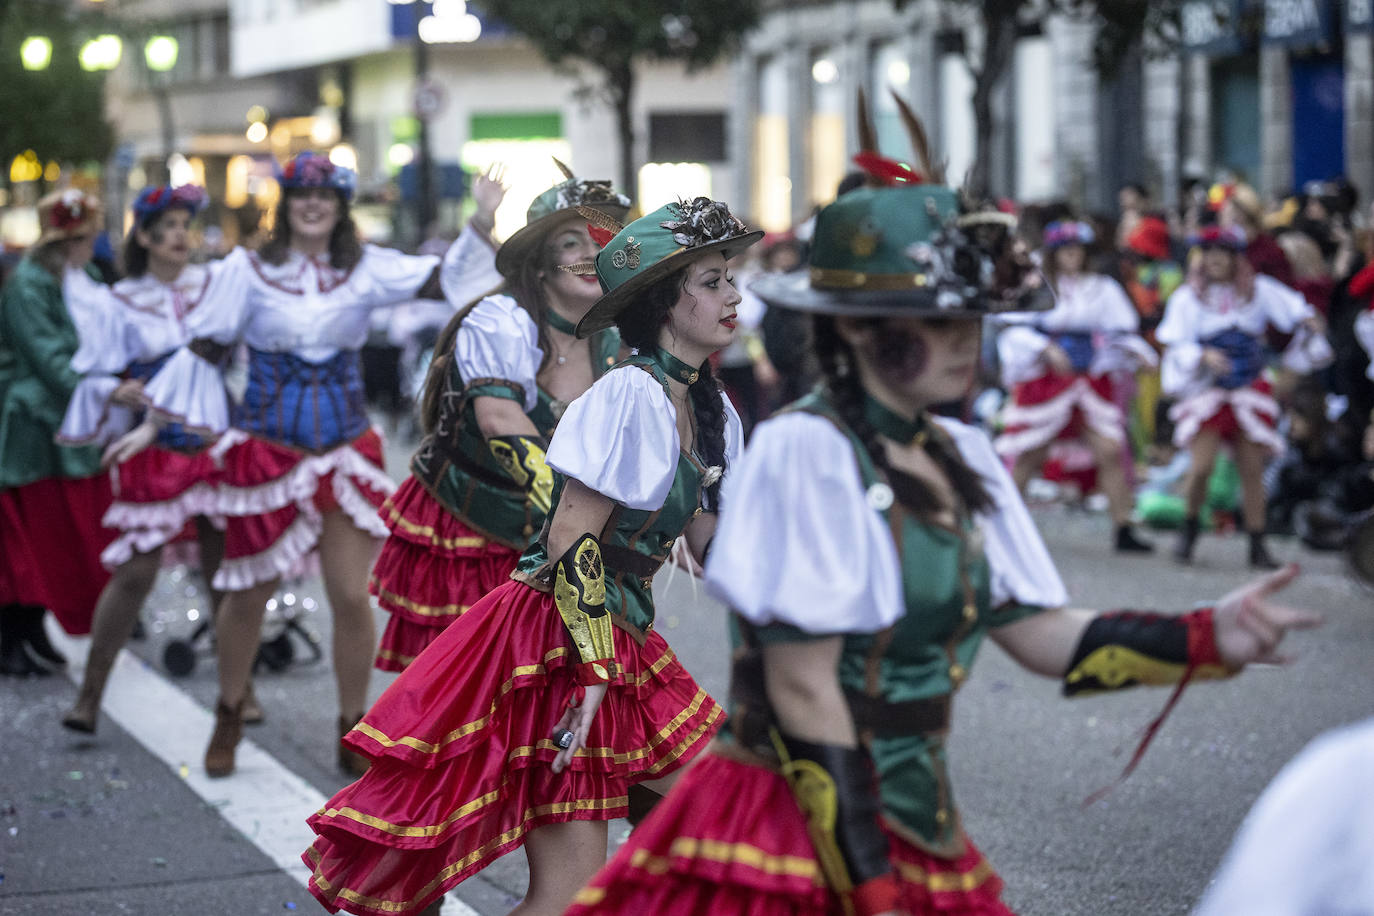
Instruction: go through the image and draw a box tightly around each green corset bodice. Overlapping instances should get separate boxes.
[409,323,618,550]
[728,390,1043,857]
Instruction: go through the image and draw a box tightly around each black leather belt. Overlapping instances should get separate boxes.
[844,690,950,738]
[600,543,665,580]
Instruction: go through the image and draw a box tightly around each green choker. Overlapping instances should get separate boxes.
[862,393,928,445]
[647,348,705,385]
[544,308,579,336]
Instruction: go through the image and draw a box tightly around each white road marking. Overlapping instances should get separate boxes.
[51,627,478,915]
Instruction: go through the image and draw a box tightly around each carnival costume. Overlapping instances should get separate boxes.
[1157,227,1318,459]
[0,190,114,669]
[372,168,628,671]
[303,198,761,915]
[995,221,1156,459]
[139,155,440,591]
[58,185,225,568]
[569,163,1239,916]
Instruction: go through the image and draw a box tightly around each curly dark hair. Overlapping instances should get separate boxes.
[616,267,729,510]
[812,314,991,517]
[258,188,362,270]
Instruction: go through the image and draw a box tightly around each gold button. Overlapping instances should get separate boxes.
[687,371,699,384]
[948,663,966,684]
[662,539,674,550]
[691,507,703,518]
[935,809,949,826]
[962,603,977,621]
[640,578,653,590]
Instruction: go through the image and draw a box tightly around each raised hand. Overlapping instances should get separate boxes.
[472,163,508,221]
[1212,563,1324,668]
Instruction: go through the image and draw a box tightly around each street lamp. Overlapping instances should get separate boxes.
[79,35,123,72]
[144,35,180,183]
[20,36,52,71]
[144,35,178,72]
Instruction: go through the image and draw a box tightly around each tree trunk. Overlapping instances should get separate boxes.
[607,60,637,202]
[968,0,1021,200]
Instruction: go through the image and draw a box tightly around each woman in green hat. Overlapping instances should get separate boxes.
[566,170,1320,916]
[304,195,762,916]
[370,161,628,673]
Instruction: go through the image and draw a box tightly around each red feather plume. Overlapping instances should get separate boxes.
[587,223,617,249]
[852,151,923,187]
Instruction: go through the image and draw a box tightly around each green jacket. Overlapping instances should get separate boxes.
[0,257,102,487]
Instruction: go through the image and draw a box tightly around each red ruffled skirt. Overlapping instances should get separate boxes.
[370,477,521,672]
[0,475,115,634]
[1169,378,1284,455]
[101,445,223,569]
[303,579,723,915]
[995,373,1122,457]
[569,750,1013,916]
[212,428,393,591]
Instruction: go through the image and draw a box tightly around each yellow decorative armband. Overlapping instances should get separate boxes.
[552,534,616,683]
[488,435,555,514]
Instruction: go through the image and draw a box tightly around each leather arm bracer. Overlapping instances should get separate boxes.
[552,533,617,684]
[772,731,900,916]
[1063,607,1234,696]
[488,434,555,514]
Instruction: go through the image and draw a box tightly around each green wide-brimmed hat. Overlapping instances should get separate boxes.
[751,183,1045,318]
[493,159,631,278]
[573,197,763,338]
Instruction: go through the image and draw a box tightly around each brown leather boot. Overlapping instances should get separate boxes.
[205,700,244,778]
[337,715,370,778]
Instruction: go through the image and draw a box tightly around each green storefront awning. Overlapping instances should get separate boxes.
[470,112,562,141]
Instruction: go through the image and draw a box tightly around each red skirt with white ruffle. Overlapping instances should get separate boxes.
[568,750,1013,916]
[995,373,1122,457]
[1168,378,1283,455]
[213,428,393,592]
[303,579,723,915]
[370,476,521,672]
[100,445,223,569]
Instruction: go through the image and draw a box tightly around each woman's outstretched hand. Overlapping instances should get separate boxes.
[549,682,608,774]
[1212,563,1324,668]
[101,419,159,468]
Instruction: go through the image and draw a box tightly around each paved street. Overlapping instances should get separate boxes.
[2,430,1370,915]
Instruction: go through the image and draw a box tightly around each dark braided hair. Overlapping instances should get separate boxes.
[812,315,992,517]
[616,266,729,510]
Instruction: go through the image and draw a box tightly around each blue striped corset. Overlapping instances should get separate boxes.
[1202,329,1264,390]
[128,353,213,452]
[1049,331,1096,374]
[234,348,369,452]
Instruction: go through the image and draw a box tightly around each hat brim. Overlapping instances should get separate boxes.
[575,230,764,338]
[748,270,1053,318]
[494,202,630,278]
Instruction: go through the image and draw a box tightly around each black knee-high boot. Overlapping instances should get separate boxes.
[19,605,66,668]
[1173,517,1201,564]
